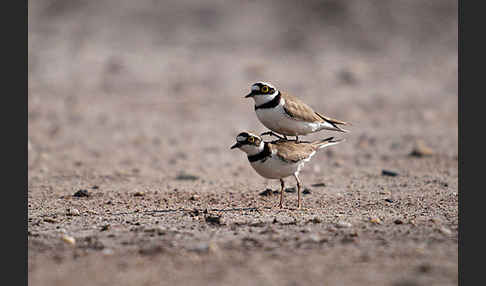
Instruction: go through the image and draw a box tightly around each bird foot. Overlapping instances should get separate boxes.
[260,131,286,140]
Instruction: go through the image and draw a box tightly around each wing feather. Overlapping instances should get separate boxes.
[281,92,323,123]
[270,141,316,162]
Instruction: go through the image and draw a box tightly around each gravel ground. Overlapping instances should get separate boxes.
[28,1,458,285]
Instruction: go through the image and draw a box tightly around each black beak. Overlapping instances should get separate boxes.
[244,91,254,98]
[230,142,241,149]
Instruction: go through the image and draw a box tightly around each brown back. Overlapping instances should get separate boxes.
[269,140,318,162]
[281,92,348,128]
[281,92,324,123]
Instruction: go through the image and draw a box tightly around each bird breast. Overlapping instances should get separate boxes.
[249,155,302,179]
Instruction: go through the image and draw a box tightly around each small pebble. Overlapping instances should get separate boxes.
[73,189,90,197]
[394,219,404,225]
[336,221,352,228]
[100,224,111,231]
[133,191,145,197]
[176,172,199,181]
[189,194,200,201]
[156,227,167,236]
[300,227,311,233]
[311,183,326,188]
[439,226,452,236]
[205,215,222,225]
[66,208,80,216]
[349,231,359,237]
[409,140,435,157]
[303,188,311,195]
[61,235,76,246]
[382,170,398,177]
[308,234,321,243]
[385,198,394,203]
[369,217,382,224]
[285,187,296,193]
[43,218,57,223]
[309,217,321,224]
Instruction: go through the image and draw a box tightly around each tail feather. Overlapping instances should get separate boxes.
[313,137,345,149]
[315,112,350,133]
[319,123,349,133]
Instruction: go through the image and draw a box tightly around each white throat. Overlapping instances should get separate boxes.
[240,141,264,156]
[253,90,279,107]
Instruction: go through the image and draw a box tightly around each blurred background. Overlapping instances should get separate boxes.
[28,0,457,187]
[28,2,458,285]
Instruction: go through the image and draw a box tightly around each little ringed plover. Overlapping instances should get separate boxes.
[245,81,349,142]
[231,131,344,209]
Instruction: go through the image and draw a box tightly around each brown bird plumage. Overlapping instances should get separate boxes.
[231,132,345,209]
[268,139,326,163]
[281,92,348,132]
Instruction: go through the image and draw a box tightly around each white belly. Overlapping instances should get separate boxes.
[250,155,303,179]
[255,105,321,136]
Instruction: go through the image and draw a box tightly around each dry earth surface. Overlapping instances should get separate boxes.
[28,1,458,285]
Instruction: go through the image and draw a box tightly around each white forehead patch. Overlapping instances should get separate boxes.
[251,85,260,91]
[237,135,247,142]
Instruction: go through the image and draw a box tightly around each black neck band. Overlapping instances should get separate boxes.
[247,143,272,162]
[254,92,281,110]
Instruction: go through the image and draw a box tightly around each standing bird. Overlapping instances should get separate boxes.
[231,131,344,209]
[245,81,349,142]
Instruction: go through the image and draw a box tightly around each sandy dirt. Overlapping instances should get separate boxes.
[28,1,458,285]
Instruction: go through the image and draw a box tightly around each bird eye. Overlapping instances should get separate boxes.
[261,86,269,93]
[248,137,255,143]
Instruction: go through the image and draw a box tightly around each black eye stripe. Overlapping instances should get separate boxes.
[237,132,249,138]
[242,138,258,144]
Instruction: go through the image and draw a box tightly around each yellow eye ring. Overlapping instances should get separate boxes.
[261,86,269,93]
[248,137,255,143]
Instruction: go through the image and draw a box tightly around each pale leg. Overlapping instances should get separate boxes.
[294,173,302,209]
[279,179,285,208]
